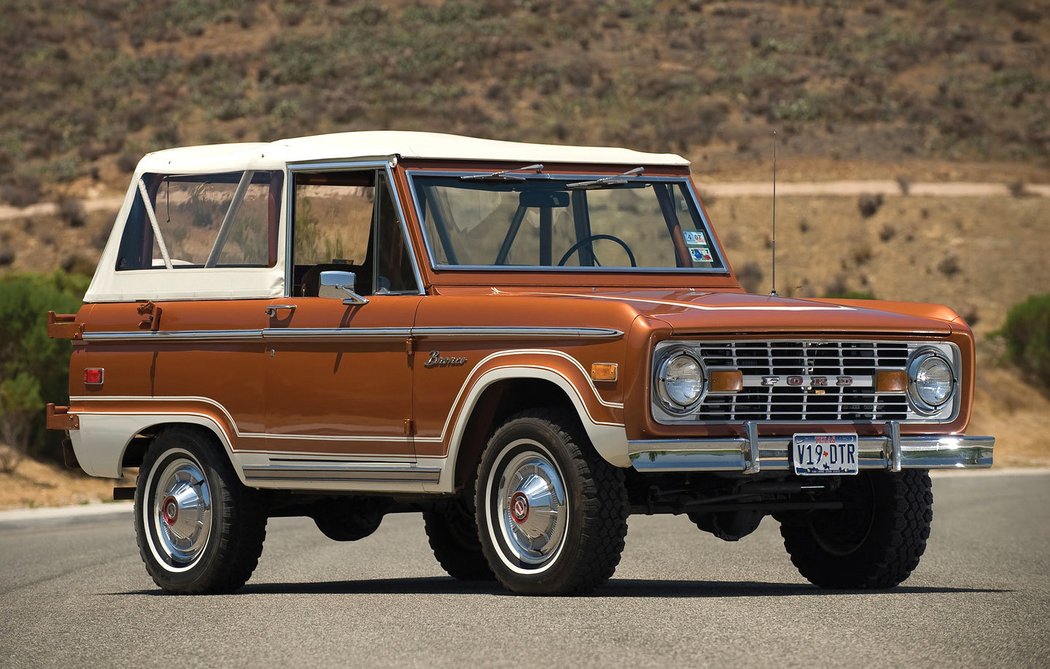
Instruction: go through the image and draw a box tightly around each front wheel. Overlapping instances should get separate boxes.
[475,410,629,595]
[779,470,933,589]
[135,427,267,594]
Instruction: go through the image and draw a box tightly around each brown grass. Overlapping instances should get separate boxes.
[1,1,1047,205]
[706,194,1050,341]
[970,360,1050,468]
[0,456,135,510]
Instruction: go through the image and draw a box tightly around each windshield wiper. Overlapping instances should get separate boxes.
[460,163,544,181]
[566,166,644,190]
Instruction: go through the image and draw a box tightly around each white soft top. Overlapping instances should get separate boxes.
[136,130,690,173]
[86,132,689,303]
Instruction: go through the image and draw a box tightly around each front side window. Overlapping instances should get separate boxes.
[410,172,724,271]
[291,169,417,296]
[116,171,282,270]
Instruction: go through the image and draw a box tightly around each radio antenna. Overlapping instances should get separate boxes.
[770,129,778,297]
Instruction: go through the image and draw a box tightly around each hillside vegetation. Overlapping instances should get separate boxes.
[0,1,1048,501]
[1,0,1048,206]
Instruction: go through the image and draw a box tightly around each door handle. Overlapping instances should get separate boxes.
[264,304,297,318]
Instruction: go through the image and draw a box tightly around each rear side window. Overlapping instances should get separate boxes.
[116,171,283,271]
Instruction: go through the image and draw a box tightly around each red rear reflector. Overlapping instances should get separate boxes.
[84,368,104,385]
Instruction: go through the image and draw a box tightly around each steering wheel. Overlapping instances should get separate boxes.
[556,234,637,267]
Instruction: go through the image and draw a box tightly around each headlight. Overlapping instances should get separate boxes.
[656,350,705,412]
[908,349,955,414]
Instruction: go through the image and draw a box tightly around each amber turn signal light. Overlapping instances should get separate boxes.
[590,362,618,382]
[876,370,907,393]
[708,369,743,393]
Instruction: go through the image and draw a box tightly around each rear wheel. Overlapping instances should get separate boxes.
[475,409,629,595]
[779,470,933,589]
[135,427,267,594]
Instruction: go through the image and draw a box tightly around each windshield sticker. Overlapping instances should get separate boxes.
[689,247,713,262]
[684,231,707,246]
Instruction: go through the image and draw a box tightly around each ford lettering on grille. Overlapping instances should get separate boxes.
[755,374,859,388]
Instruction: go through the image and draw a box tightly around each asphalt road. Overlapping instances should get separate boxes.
[1,471,1047,668]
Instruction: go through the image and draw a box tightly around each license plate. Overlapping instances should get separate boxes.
[792,433,859,476]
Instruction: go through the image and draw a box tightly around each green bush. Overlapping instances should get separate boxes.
[0,271,89,464]
[999,293,1050,391]
[825,289,877,300]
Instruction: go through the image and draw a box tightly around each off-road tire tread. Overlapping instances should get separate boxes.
[135,426,267,595]
[423,494,495,581]
[476,408,629,595]
[780,470,932,589]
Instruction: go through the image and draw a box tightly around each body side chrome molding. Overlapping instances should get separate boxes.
[80,326,623,343]
[82,329,264,342]
[241,461,441,483]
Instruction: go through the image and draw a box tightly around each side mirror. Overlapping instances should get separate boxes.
[320,270,368,306]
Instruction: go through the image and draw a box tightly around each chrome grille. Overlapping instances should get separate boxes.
[696,340,909,422]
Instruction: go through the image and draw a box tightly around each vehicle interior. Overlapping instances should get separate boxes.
[292,170,416,297]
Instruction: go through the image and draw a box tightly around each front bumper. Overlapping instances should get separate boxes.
[629,423,994,474]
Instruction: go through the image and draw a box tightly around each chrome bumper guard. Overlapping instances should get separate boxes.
[629,421,994,474]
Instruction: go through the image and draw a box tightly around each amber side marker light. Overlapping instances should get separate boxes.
[709,370,744,393]
[84,368,104,386]
[590,363,618,382]
[876,370,908,393]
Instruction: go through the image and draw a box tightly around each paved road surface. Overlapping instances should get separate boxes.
[1,471,1047,668]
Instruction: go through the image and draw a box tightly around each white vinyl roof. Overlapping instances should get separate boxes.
[87,132,689,303]
[135,131,690,173]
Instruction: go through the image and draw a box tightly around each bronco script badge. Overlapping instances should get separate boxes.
[424,351,468,368]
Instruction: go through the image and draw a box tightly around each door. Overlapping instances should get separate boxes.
[263,296,420,456]
[260,165,424,471]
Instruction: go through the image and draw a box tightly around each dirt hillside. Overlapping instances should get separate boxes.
[1,1,1047,506]
[1,1,1047,207]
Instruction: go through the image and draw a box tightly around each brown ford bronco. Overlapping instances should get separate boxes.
[47,131,994,595]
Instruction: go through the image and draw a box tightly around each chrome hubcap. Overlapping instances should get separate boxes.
[152,457,212,566]
[495,445,567,566]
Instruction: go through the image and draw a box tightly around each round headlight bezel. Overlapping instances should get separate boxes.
[655,348,706,414]
[907,348,956,415]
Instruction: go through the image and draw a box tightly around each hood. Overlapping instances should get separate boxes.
[479,288,956,336]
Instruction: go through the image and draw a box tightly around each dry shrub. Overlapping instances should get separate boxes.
[735,261,765,293]
[0,443,22,473]
[858,194,884,218]
[937,254,961,277]
[58,197,85,228]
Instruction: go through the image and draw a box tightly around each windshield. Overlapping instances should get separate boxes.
[409,173,725,271]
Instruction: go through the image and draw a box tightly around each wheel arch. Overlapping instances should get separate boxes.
[451,377,577,491]
[70,413,244,483]
[440,366,629,494]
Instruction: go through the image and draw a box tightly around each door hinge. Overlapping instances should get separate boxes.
[46,403,79,430]
[47,311,84,340]
[137,301,162,329]
[403,418,415,437]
